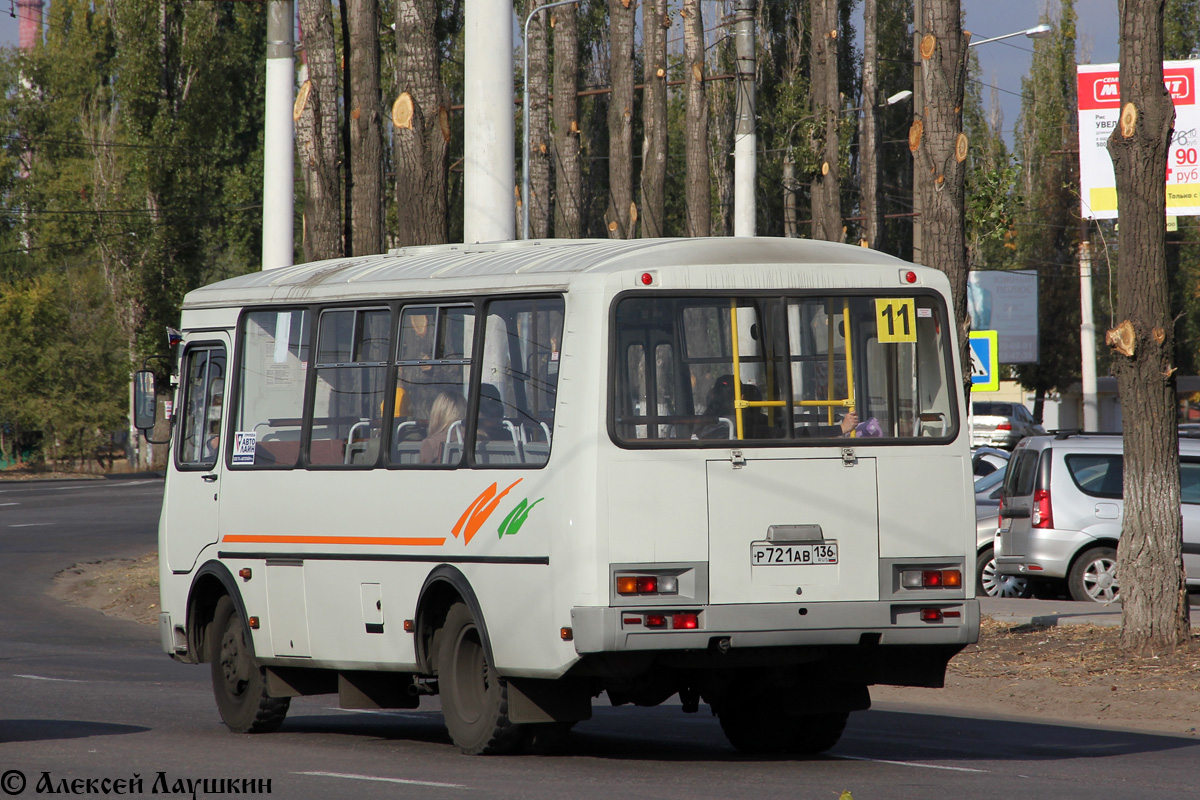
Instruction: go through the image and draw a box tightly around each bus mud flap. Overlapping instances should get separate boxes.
[507,678,593,724]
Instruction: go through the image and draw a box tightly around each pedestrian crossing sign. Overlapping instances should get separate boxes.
[969,331,999,392]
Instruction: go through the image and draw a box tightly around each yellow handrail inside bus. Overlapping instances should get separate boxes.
[726,298,857,440]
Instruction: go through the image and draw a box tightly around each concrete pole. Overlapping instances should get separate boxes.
[1080,240,1099,430]
[262,1,295,270]
[732,0,756,237]
[464,0,515,244]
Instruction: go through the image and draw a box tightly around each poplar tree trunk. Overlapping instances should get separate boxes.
[606,0,636,239]
[1106,0,1189,652]
[860,0,883,250]
[912,0,970,385]
[526,1,551,239]
[809,0,841,242]
[394,0,449,246]
[552,3,582,238]
[640,0,668,238]
[297,0,343,261]
[347,0,384,255]
[682,0,709,237]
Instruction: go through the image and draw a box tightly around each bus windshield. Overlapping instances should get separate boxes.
[612,293,957,444]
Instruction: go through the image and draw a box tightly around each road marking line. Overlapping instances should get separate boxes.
[14,674,87,683]
[296,772,468,790]
[9,523,50,527]
[0,502,18,506]
[326,707,437,719]
[837,755,987,773]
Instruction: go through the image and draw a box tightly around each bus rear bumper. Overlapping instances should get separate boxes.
[570,599,980,654]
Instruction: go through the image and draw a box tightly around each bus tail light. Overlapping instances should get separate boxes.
[615,571,681,596]
[901,569,962,589]
[1032,488,1053,528]
[645,614,667,628]
[920,608,944,622]
[636,576,658,593]
[672,613,699,629]
[621,611,702,630]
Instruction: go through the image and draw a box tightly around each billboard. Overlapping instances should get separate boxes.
[967,270,1039,364]
[1078,61,1200,220]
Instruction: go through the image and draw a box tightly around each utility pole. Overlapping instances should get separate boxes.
[732,0,756,237]
[464,0,515,244]
[1079,238,1099,430]
[262,0,295,270]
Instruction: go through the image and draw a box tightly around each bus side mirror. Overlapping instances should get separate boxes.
[133,370,158,432]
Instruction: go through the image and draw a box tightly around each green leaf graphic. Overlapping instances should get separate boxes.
[498,497,544,538]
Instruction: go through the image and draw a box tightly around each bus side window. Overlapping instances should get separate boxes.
[177,345,226,468]
[473,297,564,467]
[232,310,310,468]
[391,304,475,467]
[308,308,390,467]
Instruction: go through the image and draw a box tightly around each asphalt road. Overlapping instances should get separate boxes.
[2,477,1199,799]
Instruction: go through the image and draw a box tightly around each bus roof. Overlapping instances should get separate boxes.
[182,237,922,309]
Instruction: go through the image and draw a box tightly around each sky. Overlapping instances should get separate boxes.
[0,0,1121,144]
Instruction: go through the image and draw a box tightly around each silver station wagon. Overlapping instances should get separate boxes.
[994,433,1200,603]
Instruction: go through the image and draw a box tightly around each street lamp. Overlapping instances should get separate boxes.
[968,23,1053,48]
[522,0,580,241]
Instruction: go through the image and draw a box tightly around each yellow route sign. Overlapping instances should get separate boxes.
[875,298,917,343]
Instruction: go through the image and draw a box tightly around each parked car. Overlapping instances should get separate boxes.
[972,446,1009,477]
[973,459,1030,598]
[971,401,1045,450]
[995,433,1200,602]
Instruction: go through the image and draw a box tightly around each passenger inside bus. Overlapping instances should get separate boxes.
[420,391,467,464]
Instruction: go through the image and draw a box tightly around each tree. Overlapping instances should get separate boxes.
[297,0,344,261]
[859,0,882,249]
[1106,0,1190,651]
[808,0,841,242]
[525,0,551,239]
[639,0,668,238]
[912,0,970,386]
[605,0,635,239]
[394,0,451,246]
[347,0,385,255]
[681,0,709,237]
[552,1,582,238]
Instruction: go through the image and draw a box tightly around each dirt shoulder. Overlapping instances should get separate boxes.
[51,556,1200,737]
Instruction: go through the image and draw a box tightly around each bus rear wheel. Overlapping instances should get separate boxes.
[209,595,290,733]
[718,702,849,755]
[436,602,523,755]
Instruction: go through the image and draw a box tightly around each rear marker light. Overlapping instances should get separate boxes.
[943,610,962,619]
[248,616,260,629]
[623,617,642,625]
[560,627,573,641]
[920,608,943,623]
[403,619,415,633]
[645,614,667,629]
[640,272,654,286]
[238,568,252,581]
[636,576,658,593]
[900,269,918,284]
[672,613,699,629]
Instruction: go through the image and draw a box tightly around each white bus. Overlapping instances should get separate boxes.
[143,237,978,755]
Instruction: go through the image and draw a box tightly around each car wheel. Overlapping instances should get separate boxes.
[436,602,523,755]
[1067,547,1120,603]
[977,548,1032,598]
[209,596,290,733]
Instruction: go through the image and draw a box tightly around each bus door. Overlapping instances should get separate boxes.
[164,335,230,573]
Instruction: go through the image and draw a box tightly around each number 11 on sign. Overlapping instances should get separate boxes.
[875,298,917,343]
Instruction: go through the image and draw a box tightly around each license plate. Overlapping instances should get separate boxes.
[751,542,838,566]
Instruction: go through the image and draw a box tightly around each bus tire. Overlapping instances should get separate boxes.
[436,602,523,755]
[718,704,849,755]
[210,595,290,733]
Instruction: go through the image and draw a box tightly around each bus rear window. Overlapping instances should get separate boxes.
[611,294,956,445]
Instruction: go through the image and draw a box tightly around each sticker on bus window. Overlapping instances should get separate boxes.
[232,431,257,464]
[875,298,918,343]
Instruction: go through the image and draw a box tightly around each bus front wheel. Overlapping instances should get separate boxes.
[209,595,290,733]
[436,602,523,755]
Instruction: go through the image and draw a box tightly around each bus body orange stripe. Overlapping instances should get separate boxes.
[221,534,446,546]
